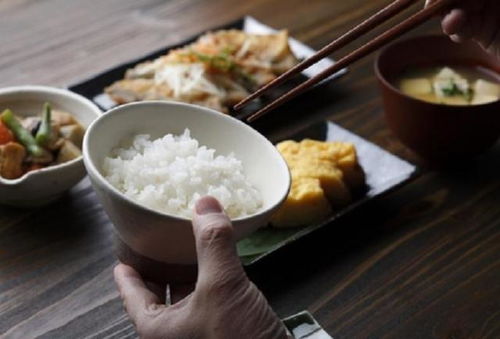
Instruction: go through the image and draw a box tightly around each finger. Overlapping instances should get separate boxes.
[114,264,164,325]
[449,34,466,43]
[191,196,245,285]
[442,8,468,37]
[424,0,438,7]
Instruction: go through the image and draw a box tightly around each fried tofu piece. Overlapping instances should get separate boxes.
[59,124,85,149]
[52,110,77,126]
[271,177,332,228]
[56,140,82,164]
[0,142,26,179]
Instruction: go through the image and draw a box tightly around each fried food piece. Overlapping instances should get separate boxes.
[194,30,298,86]
[105,79,173,104]
[271,177,332,228]
[105,29,298,113]
[59,124,85,149]
[52,110,78,126]
[56,140,82,164]
[209,74,250,105]
[0,142,26,179]
[1,109,48,159]
[106,69,232,113]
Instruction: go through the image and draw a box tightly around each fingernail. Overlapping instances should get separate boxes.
[195,196,223,215]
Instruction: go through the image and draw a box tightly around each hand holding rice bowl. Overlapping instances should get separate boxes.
[103,129,262,219]
[83,101,290,270]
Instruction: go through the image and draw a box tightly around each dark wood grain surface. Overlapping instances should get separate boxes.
[1,0,499,338]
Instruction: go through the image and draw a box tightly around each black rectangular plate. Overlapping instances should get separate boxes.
[68,16,346,118]
[236,120,418,265]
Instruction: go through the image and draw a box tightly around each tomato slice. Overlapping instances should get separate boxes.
[0,121,14,145]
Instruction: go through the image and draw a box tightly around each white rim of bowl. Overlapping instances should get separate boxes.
[83,100,291,223]
[0,85,102,185]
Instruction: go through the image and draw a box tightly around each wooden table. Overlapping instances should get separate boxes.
[1,0,499,338]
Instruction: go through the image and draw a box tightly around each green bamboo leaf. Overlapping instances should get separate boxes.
[237,227,300,257]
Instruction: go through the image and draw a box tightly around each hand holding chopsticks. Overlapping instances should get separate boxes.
[234,0,456,122]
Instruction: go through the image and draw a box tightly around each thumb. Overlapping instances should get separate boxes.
[191,196,245,287]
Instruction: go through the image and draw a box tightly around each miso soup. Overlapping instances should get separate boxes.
[397,65,500,105]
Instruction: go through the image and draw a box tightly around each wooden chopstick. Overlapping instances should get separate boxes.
[234,0,418,111]
[244,0,455,123]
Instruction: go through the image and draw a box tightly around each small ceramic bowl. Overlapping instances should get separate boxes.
[0,86,101,206]
[83,101,291,274]
[375,35,500,163]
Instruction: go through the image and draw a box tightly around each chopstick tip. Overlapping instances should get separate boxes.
[246,114,256,123]
[234,94,257,111]
[233,102,244,111]
[246,106,270,123]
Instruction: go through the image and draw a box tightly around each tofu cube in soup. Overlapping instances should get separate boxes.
[400,78,433,96]
[398,65,500,105]
[472,79,500,104]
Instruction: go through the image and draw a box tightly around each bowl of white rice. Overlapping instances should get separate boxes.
[83,101,290,268]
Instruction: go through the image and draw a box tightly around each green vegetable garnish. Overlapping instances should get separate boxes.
[441,79,465,96]
[182,47,257,88]
[35,103,52,146]
[441,79,474,102]
[0,109,46,157]
[190,49,236,72]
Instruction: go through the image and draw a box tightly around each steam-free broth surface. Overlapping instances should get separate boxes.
[397,65,500,105]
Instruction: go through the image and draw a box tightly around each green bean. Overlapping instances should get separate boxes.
[1,109,45,157]
[36,103,52,146]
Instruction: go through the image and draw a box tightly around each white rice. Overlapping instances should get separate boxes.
[102,129,262,218]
